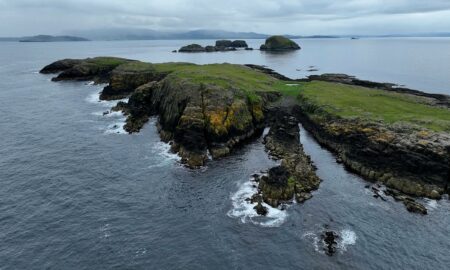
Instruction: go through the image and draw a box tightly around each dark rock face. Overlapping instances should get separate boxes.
[384,188,428,215]
[259,109,320,207]
[322,231,339,256]
[123,75,269,167]
[230,40,248,48]
[296,106,450,199]
[260,36,301,51]
[179,44,206,52]
[40,59,83,74]
[100,63,168,100]
[41,57,132,83]
[215,40,233,47]
[254,202,268,216]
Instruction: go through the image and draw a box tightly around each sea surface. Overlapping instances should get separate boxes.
[0,39,449,269]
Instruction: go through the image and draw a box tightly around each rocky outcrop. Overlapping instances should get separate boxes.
[40,59,83,74]
[259,108,320,207]
[124,75,274,167]
[179,40,249,53]
[179,44,206,52]
[260,36,301,51]
[40,57,132,83]
[100,62,168,100]
[295,102,450,199]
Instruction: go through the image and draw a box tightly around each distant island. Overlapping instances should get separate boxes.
[19,35,89,42]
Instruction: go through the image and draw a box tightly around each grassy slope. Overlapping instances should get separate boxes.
[98,59,450,132]
[282,81,450,132]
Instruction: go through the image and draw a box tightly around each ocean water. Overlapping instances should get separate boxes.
[0,39,449,269]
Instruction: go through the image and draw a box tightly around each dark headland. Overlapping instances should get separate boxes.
[41,56,450,216]
[19,35,89,42]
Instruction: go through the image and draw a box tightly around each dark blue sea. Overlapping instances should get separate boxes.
[0,38,449,269]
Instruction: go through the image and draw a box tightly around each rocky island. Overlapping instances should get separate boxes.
[260,35,301,51]
[178,40,250,52]
[41,57,450,215]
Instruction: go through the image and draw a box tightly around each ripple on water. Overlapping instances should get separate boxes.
[227,179,288,227]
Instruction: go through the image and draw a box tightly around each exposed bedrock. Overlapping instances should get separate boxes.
[124,75,281,167]
[259,109,321,207]
[294,105,450,199]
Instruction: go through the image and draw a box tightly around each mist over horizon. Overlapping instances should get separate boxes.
[1,0,450,37]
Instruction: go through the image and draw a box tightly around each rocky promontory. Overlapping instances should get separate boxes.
[41,57,449,215]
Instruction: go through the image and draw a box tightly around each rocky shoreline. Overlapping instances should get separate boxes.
[40,57,449,215]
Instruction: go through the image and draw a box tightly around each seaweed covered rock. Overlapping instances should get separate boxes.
[179,44,206,52]
[260,36,301,51]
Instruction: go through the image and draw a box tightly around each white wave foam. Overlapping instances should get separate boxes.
[338,229,357,252]
[147,141,181,168]
[227,180,288,227]
[302,228,357,254]
[104,122,127,134]
[85,91,129,108]
[92,111,124,118]
[424,199,438,210]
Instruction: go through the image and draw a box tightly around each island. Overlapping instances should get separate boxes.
[40,57,450,215]
[178,40,250,52]
[260,35,301,51]
[19,35,89,42]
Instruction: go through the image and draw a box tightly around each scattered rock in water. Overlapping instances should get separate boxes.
[172,50,177,53]
[322,231,339,256]
[245,47,254,51]
[403,198,428,215]
[384,188,428,214]
[254,202,268,216]
[307,69,319,72]
[103,111,110,116]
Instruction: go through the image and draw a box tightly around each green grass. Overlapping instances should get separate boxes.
[87,57,131,68]
[294,81,450,132]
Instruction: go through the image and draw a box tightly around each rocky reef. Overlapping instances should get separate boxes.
[260,36,301,51]
[178,40,249,53]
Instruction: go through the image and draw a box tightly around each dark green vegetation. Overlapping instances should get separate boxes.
[260,35,301,51]
[41,57,450,214]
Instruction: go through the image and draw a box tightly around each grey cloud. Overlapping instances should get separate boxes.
[0,0,450,36]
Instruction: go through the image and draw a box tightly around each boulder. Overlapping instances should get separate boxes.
[254,202,268,216]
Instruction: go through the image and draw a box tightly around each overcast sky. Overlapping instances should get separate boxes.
[1,0,450,36]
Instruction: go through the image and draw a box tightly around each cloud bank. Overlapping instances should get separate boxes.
[1,0,450,36]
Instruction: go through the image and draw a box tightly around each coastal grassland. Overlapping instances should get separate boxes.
[86,57,132,69]
[290,81,450,132]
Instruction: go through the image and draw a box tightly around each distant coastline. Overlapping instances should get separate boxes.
[1,29,450,42]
